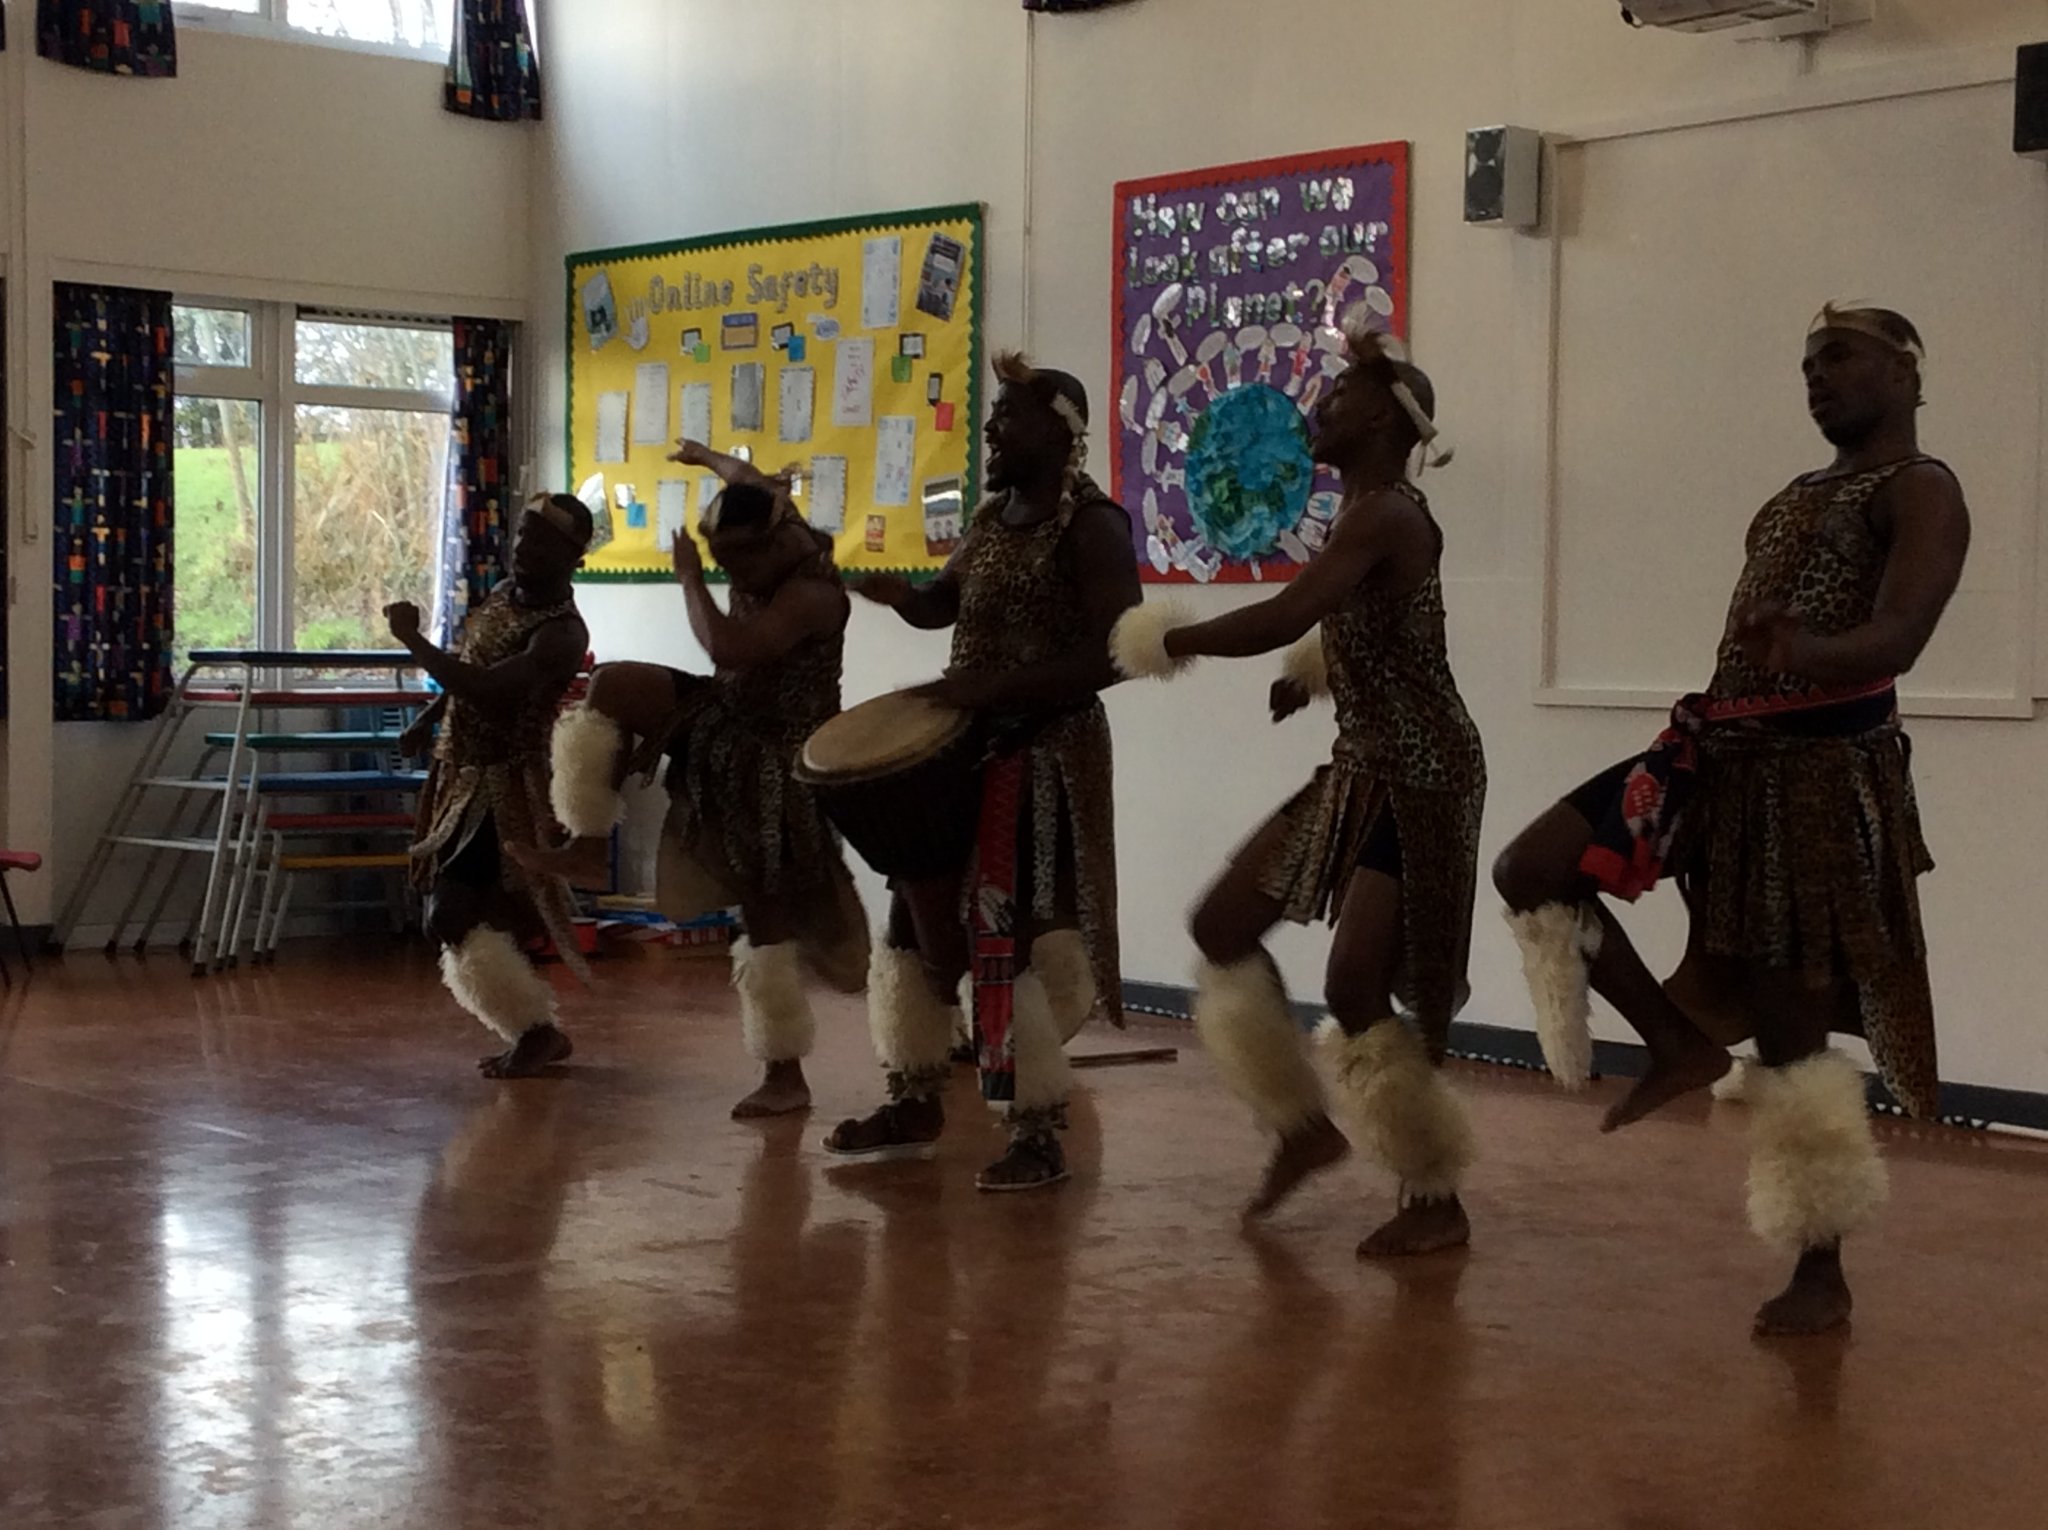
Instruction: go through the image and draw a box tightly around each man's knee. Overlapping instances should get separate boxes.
[1492,829,1570,913]
[1188,893,1260,968]
[425,884,482,949]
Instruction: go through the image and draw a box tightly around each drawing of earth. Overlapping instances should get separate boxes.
[1181,384,1316,562]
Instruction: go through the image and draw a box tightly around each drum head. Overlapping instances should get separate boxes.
[802,690,969,778]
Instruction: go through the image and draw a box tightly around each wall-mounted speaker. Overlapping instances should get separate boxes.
[1465,125,1541,229]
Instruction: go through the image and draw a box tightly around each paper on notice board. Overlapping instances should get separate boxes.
[731,363,766,433]
[697,475,723,525]
[595,391,630,463]
[832,338,874,428]
[861,236,902,330]
[656,479,690,546]
[778,366,815,445]
[679,381,713,446]
[809,455,849,534]
[632,363,671,445]
[874,416,915,508]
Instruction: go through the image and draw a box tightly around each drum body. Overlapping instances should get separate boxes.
[796,692,983,881]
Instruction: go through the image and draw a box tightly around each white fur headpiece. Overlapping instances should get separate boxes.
[1339,304,1453,473]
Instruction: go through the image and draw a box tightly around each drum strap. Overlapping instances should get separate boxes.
[971,748,1026,1102]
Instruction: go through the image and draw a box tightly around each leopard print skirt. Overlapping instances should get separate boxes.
[1675,724,1938,1118]
[1253,762,1485,1060]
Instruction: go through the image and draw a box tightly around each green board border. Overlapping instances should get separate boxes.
[564,202,986,586]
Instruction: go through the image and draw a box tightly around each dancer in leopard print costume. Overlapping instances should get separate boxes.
[823,352,1140,1193]
[1494,306,1970,1336]
[512,441,867,1121]
[394,493,596,1079]
[1114,314,1486,1260]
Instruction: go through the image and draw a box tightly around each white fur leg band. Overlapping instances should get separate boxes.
[731,937,816,1064]
[1193,957,1325,1136]
[1006,970,1073,1118]
[1505,902,1603,1091]
[1031,927,1097,1043]
[1279,632,1330,698]
[549,705,625,839]
[1111,600,1196,681]
[868,944,957,1094]
[1319,1019,1474,1203]
[440,926,556,1043]
[1746,1049,1887,1253]
[1712,1056,1756,1104]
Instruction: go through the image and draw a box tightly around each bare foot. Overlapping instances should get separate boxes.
[1601,1042,1732,1132]
[1243,1115,1351,1220]
[505,835,612,889]
[822,1095,945,1160]
[479,1023,574,1079]
[1358,1195,1471,1259]
[732,1060,812,1119]
[1754,1246,1853,1337]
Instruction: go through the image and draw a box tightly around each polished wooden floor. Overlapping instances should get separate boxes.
[3,940,2047,1529]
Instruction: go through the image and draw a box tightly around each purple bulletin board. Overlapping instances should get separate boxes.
[1112,143,1409,584]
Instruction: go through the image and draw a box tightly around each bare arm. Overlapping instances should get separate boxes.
[670,438,787,494]
[1737,464,1971,686]
[397,692,447,757]
[387,603,586,710]
[1162,491,1423,662]
[675,539,847,669]
[919,503,1140,713]
[850,553,966,630]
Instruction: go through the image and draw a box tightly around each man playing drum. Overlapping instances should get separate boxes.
[822,352,1141,1192]
[513,441,867,1119]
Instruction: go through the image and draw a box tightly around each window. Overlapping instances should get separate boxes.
[172,303,455,666]
[176,0,455,60]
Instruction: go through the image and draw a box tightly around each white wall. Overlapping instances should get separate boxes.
[1,25,532,927]
[535,0,2048,1096]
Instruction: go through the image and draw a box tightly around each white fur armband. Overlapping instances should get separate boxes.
[1279,632,1329,698]
[1110,600,1195,681]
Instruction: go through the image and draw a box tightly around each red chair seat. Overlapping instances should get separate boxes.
[0,851,41,873]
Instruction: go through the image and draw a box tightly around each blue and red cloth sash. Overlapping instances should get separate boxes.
[1577,679,1899,901]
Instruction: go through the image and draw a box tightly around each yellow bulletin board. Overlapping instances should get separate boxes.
[566,203,984,581]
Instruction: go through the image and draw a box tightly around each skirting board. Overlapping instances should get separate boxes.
[1123,981,2048,1136]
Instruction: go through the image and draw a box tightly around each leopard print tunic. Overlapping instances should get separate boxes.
[410,583,588,979]
[1253,483,1487,1058]
[947,472,1123,1025]
[656,560,852,914]
[1679,455,1947,1117]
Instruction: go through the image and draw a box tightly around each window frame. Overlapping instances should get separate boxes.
[174,0,453,66]
[173,297,455,658]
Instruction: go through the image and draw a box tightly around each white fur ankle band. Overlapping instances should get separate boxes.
[1746,1049,1887,1252]
[549,705,625,839]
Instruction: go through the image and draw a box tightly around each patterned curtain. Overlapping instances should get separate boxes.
[36,0,178,76]
[444,0,541,122]
[435,318,517,641]
[53,283,175,722]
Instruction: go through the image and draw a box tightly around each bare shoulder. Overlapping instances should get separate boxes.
[1874,458,1969,542]
[1071,496,1137,561]
[777,570,852,633]
[534,608,589,658]
[1333,485,1434,551]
